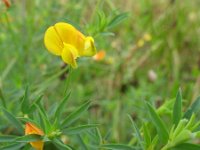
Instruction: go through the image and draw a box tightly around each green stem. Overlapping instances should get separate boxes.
[0,88,7,108]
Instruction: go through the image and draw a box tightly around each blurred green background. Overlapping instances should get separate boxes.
[0,0,200,144]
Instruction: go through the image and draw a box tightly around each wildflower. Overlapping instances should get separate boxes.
[148,69,157,82]
[93,50,106,61]
[44,22,96,68]
[136,33,152,48]
[25,123,44,150]
[143,33,152,41]
[136,39,144,47]
[188,12,197,22]
[3,0,11,9]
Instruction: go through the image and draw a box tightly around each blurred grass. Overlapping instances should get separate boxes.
[0,0,200,143]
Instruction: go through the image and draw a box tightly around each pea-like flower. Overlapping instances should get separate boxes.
[44,22,96,68]
[25,123,44,150]
[93,50,106,61]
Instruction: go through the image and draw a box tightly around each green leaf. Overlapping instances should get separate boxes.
[99,32,115,37]
[76,135,88,150]
[53,138,73,150]
[54,92,71,123]
[101,144,135,150]
[15,134,42,143]
[1,143,25,150]
[185,113,199,131]
[151,135,158,149]
[1,107,23,134]
[21,86,30,114]
[86,127,102,147]
[142,124,151,148]
[0,58,16,81]
[173,89,182,127]
[29,94,43,113]
[35,103,48,119]
[34,103,51,134]
[128,115,143,148]
[172,119,187,137]
[184,97,200,119]
[107,12,129,29]
[0,135,18,142]
[0,135,42,143]
[146,102,169,144]
[92,127,102,145]
[19,117,39,127]
[157,98,175,115]
[61,101,90,128]
[171,143,200,150]
[97,11,108,31]
[62,124,98,135]
[21,144,31,150]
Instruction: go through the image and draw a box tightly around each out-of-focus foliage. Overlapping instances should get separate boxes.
[0,0,200,149]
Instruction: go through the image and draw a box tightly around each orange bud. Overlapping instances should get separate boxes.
[93,50,106,61]
[3,0,11,9]
[25,123,44,150]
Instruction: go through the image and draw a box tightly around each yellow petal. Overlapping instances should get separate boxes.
[44,26,63,56]
[54,22,85,52]
[44,22,97,66]
[30,141,44,150]
[25,123,44,150]
[82,36,96,56]
[61,43,79,68]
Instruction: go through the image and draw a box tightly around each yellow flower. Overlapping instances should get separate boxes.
[25,123,44,150]
[44,22,96,68]
[137,39,144,47]
[143,33,152,41]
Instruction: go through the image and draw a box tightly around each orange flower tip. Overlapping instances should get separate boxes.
[25,123,44,150]
[25,122,44,135]
[93,50,106,61]
[3,0,11,8]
